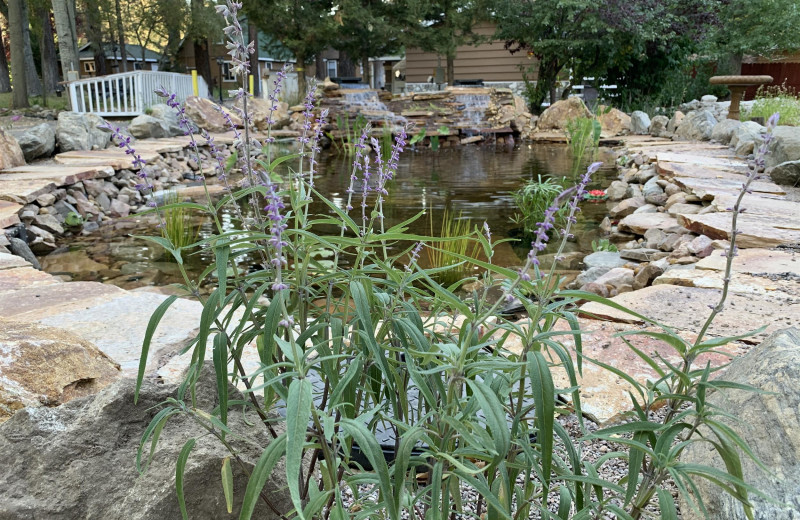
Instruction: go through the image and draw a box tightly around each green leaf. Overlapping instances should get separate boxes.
[176,438,196,520]
[340,418,398,520]
[135,235,183,264]
[136,295,179,403]
[239,433,287,520]
[528,350,555,493]
[658,488,678,520]
[465,379,510,466]
[221,457,234,514]
[213,332,229,435]
[286,379,313,519]
[216,244,230,307]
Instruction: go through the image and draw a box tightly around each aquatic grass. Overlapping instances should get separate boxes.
[511,175,569,237]
[127,2,775,518]
[160,189,201,257]
[424,206,479,286]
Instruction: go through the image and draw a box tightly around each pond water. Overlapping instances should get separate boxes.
[40,144,619,291]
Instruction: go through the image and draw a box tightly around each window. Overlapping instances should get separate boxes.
[133,62,144,71]
[84,61,95,74]
[326,60,337,79]
[222,61,236,82]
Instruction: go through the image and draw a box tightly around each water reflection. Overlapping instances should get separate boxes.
[41,144,618,290]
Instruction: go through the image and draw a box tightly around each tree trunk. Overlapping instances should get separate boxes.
[338,51,356,78]
[20,0,42,96]
[530,57,561,114]
[297,52,307,98]
[114,0,127,72]
[8,0,28,107]
[38,7,58,92]
[361,54,371,88]
[84,1,107,76]
[446,52,455,86]
[194,39,212,93]
[0,20,11,93]
[315,54,325,80]
[248,21,259,96]
[51,0,79,79]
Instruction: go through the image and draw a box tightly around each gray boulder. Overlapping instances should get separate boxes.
[630,111,651,135]
[128,114,169,139]
[710,119,741,145]
[583,251,627,270]
[17,123,56,161]
[56,112,112,152]
[766,126,800,168]
[0,366,292,519]
[767,160,800,186]
[731,121,765,156]
[680,327,800,520]
[650,115,669,137]
[7,237,40,270]
[667,111,685,134]
[674,109,717,141]
[148,104,190,137]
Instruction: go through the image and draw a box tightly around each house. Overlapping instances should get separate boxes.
[742,52,800,98]
[77,44,160,78]
[311,49,403,90]
[403,22,534,89]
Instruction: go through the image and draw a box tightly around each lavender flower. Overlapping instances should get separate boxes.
[102,122,152,192]
[405,242,424,271]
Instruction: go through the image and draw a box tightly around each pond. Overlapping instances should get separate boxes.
[40,144,619,290]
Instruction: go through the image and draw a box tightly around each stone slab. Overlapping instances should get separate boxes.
[679,212,800,248]
[618,213,680,235]
[580,284,799,342]
[653,268,799,296]
[671,176,785,200]
[0,281,128,320]
[0,200,21,228]
[696,247,800,276]
[0,252,30,270]
[0,267,62,292]
[54,149,160,170]
[0,179,57,204]
[655,152,748,170]
[657,161,751,180]
[0,164,114,185]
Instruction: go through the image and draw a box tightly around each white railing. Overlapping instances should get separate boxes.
[68,71,209,116]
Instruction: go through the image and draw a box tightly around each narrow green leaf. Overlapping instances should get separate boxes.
[239,433,287,520]
[136,295,179,403]
[176,438,196,520]
[213,332,229,435]
[221,456,234,514]
[529,350,555,493]
[286,379,313,519]
[658,488,678,520]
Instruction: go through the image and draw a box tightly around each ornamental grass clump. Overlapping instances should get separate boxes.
[125,2,775,518]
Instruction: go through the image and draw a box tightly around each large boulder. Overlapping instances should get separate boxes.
[710,119,741,145]
[650,115,669,137]
[128,114,169,139]
[680,327,800,520]
[536,97,592,131]
[184,96,243,133]
[667,111,685,133]
[147,104,187,137]
[0,128,25,169]
[766,126,800,168]
[674,109,717,141]
[598,106,631,136]
[234,97,291,131]
[17,123,56,161]
[0,318,120,422]
[56,112,112,152]
[630,111,651,135]
[0,365,292,519]
[731,121,766,156]
[767,160,800,186]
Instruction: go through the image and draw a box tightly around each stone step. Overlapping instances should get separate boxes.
[655,152,748,170]
[580,284,798,342]
[679,211,800,248]
[0,280,203,375]
[653,268,799,296]
[672,175,786,200]
[0,200,22,228]
[0,178,57,204]
[0,164,114,186]
[54,149,160,170]
[0,266,62,292]
[695,247,800,275]
[0,252,30,270]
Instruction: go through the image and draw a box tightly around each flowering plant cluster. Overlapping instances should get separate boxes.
[583,188,608,201]
[128,2,774,518]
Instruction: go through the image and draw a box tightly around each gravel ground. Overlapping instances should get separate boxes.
[336,408,682,519]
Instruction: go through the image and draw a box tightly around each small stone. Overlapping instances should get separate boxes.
[606,180,629,201]
[32,214,64,235]
[667,203,702,216]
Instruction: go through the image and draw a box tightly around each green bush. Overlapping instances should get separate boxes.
[744,83,800,126]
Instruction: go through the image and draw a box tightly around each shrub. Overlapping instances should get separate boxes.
[744,83,800,126]
[112,3,776,519]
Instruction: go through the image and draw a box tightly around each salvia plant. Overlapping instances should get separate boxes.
[122,2,778,519]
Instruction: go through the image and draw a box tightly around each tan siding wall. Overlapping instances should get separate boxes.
[405,22,536,83]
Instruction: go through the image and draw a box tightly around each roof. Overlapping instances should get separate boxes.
[78,43,161,62]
